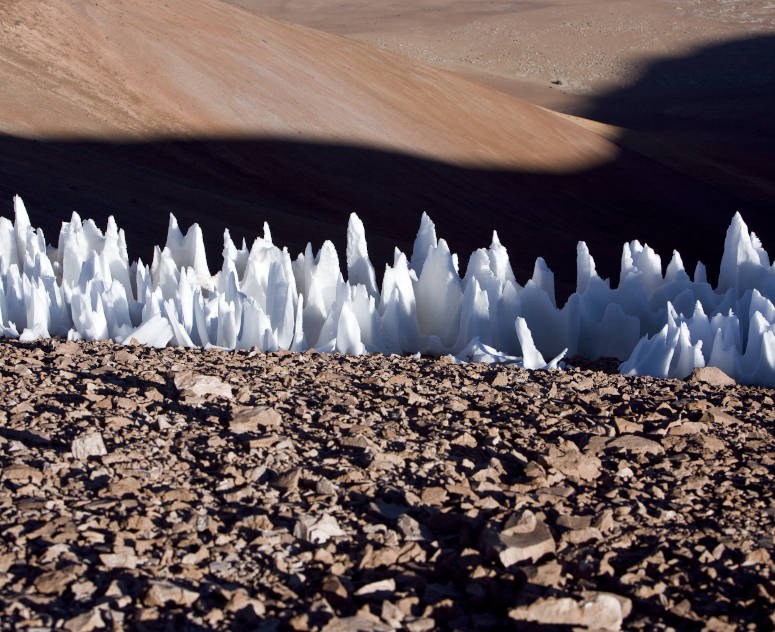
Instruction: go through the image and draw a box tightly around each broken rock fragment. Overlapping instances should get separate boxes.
[271,467,302,493]
[294,514,347,544]
[71,432,107,459]
[451,432,477,448]
[509,592,629,631]
[607,434,664,455]
[174,371,232,399]
[99,549,139,570]
[34,565,82,595]
[541,442,601,482]
[688,366,735,386]
[144,580,199,607]
[229,406,282,433]
[397,514,431,542]
[322,616,392,632]
[481,510,556,567]
[322,575,349,600]
[354,578,396,598]
[225,588,266,617]
[64,607,105,632]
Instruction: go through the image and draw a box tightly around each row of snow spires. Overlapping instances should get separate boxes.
[2,195,775,385]
[4,194,721,311]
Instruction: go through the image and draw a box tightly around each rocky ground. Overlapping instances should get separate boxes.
[0,338,773,631]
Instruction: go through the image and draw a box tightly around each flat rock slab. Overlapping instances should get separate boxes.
[689,366,736,386]
[606,434,664,455]
[144,580,199,607]
[174,371,232,399]
[294,514,347,544]
[229,406,282,433]
[481,511,556,567]
[509,593,630,631]
[71,432,107,459]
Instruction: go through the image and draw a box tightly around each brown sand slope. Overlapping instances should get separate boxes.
[0,0,616,171]
[224,0,775,113]
[0,338,773,630]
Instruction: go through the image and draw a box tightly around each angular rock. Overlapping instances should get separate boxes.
[606,434,664,455]
[174,371,232,399]
[354,578,396,598]
[688,366,735,387]
[667,420,709,435]
[2,464,43,484]
[556,514,592,530]
[34,566,80,595]
[397,514,431,542]
[71,432,107,460]
[509,592,628,630]
[64,608,105,632]
[322,575,349,600]
[420,486,448,506]
[404,618,435,632]
[294,514,347,544]
[99,550,138,570]
[481,510,556,567]
[743,548,772,567]
[144,580,199,607]
[542,444,601,482]
[523,560,564,587]
[451,432,477,448]
[316,477,338,496]
[70,580,97,601]
[225,588,266,617]
[229,406,282,433]
[322,616,392,632]
[271,467,302,493]
[491,372,509,387]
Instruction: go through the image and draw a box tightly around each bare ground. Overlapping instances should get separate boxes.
[0,338,773,631]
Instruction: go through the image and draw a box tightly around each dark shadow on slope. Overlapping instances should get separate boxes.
[585,35,775,135]
[0,132,769,303]
[580,34,775,242]
[0,38,772,302]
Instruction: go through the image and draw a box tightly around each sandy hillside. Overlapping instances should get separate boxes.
[0,0,615,171]
[223,0,775,112]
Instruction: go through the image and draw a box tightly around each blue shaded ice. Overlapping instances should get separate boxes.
[2,196,775,385]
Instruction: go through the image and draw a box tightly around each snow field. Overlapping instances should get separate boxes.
[1,196,775,385]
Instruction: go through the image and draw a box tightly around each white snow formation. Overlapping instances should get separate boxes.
[1,196,774,385]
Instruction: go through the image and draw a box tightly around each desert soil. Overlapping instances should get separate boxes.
[0,337,773,631]
[224,0,775,112]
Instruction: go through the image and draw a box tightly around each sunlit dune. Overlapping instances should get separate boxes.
[0,0,617,172]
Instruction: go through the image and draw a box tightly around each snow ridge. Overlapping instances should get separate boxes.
[2,197,775,385]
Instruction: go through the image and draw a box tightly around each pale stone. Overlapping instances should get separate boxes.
[174,371,232,399]
[144,580,199,607]
[71,432,107,459]
[229,406,282,433]
[294,514,347,544]
[688,366,735,387]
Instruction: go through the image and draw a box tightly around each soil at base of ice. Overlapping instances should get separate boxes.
[0,337,773,631]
